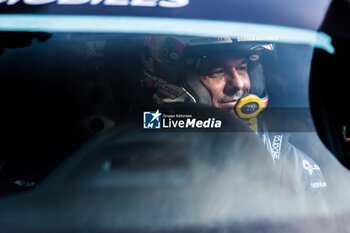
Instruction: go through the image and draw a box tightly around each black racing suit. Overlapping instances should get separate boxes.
[260,131,327,197]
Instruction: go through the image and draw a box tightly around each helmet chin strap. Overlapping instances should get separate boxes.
[244,117,259,132]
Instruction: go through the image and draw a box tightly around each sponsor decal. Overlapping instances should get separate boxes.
[271,134,282,160]
[237,36,278,42]
[310,181,327,189]
[187,37,232,45]
[143,110,222,130]
[302,159,321,175]
[157,83,183,99]
[1,0,189,7]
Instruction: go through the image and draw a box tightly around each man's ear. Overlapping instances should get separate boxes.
[182,69,212,105]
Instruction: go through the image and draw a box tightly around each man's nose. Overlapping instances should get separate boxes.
[224,69,244,93]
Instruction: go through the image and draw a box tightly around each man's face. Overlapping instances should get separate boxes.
[198,53,251,110]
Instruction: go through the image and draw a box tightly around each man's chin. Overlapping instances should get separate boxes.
[214,104,237,116]
[216,101,237,110]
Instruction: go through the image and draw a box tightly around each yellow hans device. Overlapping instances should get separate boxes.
[234,94,268,119]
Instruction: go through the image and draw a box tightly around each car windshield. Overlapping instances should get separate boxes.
[2,16,350,232]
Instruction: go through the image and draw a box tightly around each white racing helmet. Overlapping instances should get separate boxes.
[141,35,275,119]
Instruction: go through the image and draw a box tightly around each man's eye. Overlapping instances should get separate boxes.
[208,68,225,78]
[237,65,248,74]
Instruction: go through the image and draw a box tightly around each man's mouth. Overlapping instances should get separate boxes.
[218,99,239,108]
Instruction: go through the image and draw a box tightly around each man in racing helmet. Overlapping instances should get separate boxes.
[141,35,327,195]
[141,36,268,129]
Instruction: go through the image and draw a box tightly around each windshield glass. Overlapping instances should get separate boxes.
[2,29,350,231]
